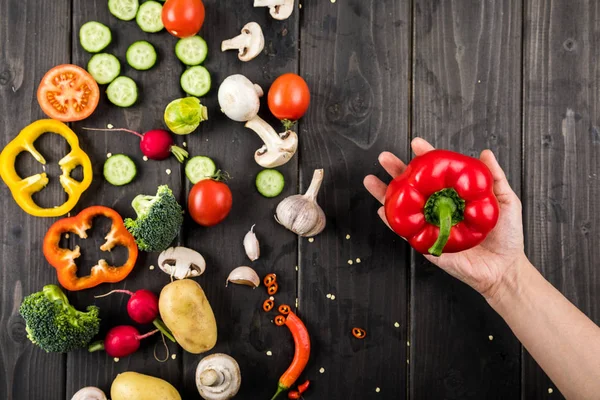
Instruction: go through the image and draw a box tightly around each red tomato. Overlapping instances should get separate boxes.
[268,73,310,122]
[37,64,99,122]
[188,179,232,226]
[162,0,205,38]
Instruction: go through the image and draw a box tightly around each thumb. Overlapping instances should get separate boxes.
[479,150,515,201]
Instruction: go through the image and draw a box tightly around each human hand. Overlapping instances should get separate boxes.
[364,138,527,300]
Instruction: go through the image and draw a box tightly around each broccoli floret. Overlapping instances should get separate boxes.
[124,185,184,252]
[19,284,100,353]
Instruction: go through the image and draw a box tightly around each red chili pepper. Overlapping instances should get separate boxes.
[263,299,275,312]
[268,282,279,295]
[384,150,499,256]
[278,304,291,315]
[297,380,310,394]
[287,391,301,399]
[271,311,311,399]
[264,273,277,287]
[274,315,286,326]
[352,327,366,339]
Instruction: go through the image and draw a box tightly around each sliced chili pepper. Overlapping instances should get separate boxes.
[297,380,310,394]
[274,315,286,326]
[352,327,366,339]
[264,273,277,287]
[271,311,311,399]
[263,299,275,312]
[43,206,138,291]
[287,391,301,399]
[278,304,291,315]
[268,282,279,295]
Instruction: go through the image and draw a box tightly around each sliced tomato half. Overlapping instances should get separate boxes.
[37,64,100,122]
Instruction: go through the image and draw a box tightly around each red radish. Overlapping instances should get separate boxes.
[82,127,189,162]
[88,326,158,357]
[94,289,176,342]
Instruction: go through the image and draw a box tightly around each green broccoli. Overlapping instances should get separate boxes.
[19,284,100,353]
[124,185,184,252]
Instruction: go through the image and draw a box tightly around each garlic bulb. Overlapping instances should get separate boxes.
[71,387,107,400]
[275,169,326,237]
[226,266,260,288]
[243,224,260,261]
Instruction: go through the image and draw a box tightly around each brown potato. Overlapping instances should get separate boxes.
[159,279,217,354]
[111,372,181,400]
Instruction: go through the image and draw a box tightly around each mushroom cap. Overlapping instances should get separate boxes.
[270,0,294,20]
[158,246,206,280]
[254,130,298,168]
[71,387,107,400]
[196,353,241,400]
[238,22,265,61]
[218,75,263,122]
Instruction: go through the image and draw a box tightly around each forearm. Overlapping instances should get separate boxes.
[488,257,600,399]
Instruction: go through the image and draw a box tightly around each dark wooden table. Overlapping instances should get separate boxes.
[1,1,599,399]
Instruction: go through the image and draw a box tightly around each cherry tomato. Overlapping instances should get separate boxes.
[188,178,232,227]
[162,0,205,38]
[268,73,310,123]
[37,64,99,122]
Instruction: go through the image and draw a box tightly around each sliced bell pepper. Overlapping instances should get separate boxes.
[384,149,500,256]
[43,206,139,291]
[0,119,92,217]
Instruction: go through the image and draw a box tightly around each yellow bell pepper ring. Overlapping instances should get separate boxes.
[0,119,93,217]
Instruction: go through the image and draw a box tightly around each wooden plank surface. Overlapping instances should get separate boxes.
[299,1,411,398]
[0,1,71,399]
[411,1,523,398]
[523,1,600,398]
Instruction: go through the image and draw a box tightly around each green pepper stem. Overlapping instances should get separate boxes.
[153,318,177,343]
[270,384,286,400]
[428,200,453,256]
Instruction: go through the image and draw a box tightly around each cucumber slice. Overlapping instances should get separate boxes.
[180,66,211,97]
[106,76,138,107]
[175,36,208,66]
[79,21,112,53]
[126,41,157,70]
[136,1,164,33]
[185,156,217,184]
[256,169,285,198]
[87,53,120,84]
[108,0,139,21]
[104,154,136,186]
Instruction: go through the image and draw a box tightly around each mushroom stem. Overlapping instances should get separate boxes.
[254,0,286,5]
[200,369,224,387]
[221,34,250,52]
[246,116,284,147]
[245,116,298,168]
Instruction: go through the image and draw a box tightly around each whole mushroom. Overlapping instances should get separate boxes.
[196,353,241,400]
[158,246,206,280]
[71,387,107,400]
[222,22,264,62]
[254,0,294,20]
[218,75,298,168]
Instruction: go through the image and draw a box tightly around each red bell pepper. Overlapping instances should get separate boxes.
[384,149,499,256]
[43,206,139,291]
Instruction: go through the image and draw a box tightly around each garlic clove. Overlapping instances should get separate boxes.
[226,266,260,288]
[275,169,326,237]
[71,387,107,400]
[243,224,260,261]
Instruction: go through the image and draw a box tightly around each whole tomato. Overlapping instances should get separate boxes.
[162,0,205,38]
[268,73,310,125]
[188,178,232,227]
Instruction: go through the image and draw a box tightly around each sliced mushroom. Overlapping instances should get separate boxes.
[221,22,264,62]
[254,0,294,20]
[196,353,241,400]
[71,387,107,400]
[158,246,206,280]
[245,116,298,168]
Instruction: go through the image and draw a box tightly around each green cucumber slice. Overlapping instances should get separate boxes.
[180,66,211,97]
[104,154,136,186]
[136,1,164,33]
[175,36,208,66]
[87,53,120,84]
[108,0,139,21]
[79,21,112,53]
[185,156,217,184]
[106,76,138,107]
[126,41,157,70]
[256,169,285,198]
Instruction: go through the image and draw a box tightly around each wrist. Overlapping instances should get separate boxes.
[483,254,534,310]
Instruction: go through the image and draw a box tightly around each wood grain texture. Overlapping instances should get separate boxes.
[180,1,300,398]
[411,1,523,398]
[299,1,411,398]
[0,1,72,399]
[67,1,186,396]
[523,1,600,398]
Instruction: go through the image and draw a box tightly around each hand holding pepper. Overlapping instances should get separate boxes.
[364,138,526,298]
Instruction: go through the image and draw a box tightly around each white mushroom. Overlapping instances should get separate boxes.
[196,353,241,400]
[71,387,107,400]
[245,117,298,168]
[158,247,206,280]
[218,74,263,122]
[254,0,294,20]
[221,22,264,62]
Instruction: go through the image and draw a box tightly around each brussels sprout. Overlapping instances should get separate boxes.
[164,97,208,135]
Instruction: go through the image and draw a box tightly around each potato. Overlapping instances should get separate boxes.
[159,279,217,354]
[111,372,181,400]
